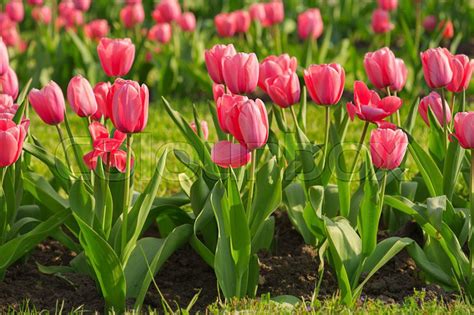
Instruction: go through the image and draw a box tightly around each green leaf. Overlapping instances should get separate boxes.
[251,217,275,254]
[283,183,316,245]
[70,180,97,229]
[443,137,465,199]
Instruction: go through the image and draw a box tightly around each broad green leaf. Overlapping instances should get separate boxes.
[251,217,275,254]
[283,183,316,245]
[443,137,465,199]
[70,180,97,229]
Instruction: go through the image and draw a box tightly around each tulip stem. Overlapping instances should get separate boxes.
[321,106,330,171]
[273,25,282,54]
[0,168,5,190]
[121,134,133,256]
[470,151,474,271]
[246,152,257,214]
[441,88,448,150]
[102,153,111,233]
[349,121,370,182]
[56,124,73,172]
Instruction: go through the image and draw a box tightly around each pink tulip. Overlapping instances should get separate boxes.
[233,10,251,34]
[84,19,109,41]
[6,1,24,23]
[211,140,251,168]
[27,0,43,6]
[423,16,437,32]
[364,47,407,91]
[92,82,111,121]
[370,127,408,170]
[214,13,236,38]
[249,3,266,23]
[258,54,297,93]
[204,44,236,84]
[0,119,29,167]
[0,95,18,120]
[452,112,474,149]
[178,12,196,32]
[222,53,259,94]
[212,83,225,102]
[371,9,393,34]
[0,24,20,48]
[31,6,51,24]
[262,1,284,27]
[120,4,145,29]
[0,39,9,76]
[126,0,141,4]
[390,58,408,92]
[111,80,149,133]
[266,71,300,108]
[447,54,474,93]
[304,63,345,105]
[298,8,323,40]
[228,99,268,150]
[28,81,65,125]
[67,75,98,117]
[421,47,453,89]
[190,120,209,140]
[217,94,248,133]
[62,8,84,29]
[0,66,19,99]
[377,0,398,11]
[97,37,135,77]
[149,23,172,44]
[418,91,451,127]
[346,81,402,123]
[73,0,90,11]
[155,0,181,23]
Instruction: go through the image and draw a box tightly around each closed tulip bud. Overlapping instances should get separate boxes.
[390,58,408,92]
[298,9,324,40]
[423,15,437,32]
[190,120,209,140]
[148,23,172,44]
[439,20,454,39]
[420,47,453,89]
[452,112,474,149]
[217,94,248,133]
[262,1,284,27]
[178,12,196,32]
[364,47,397,90]
[214,13,236,38]
[211,140,251,168]
[92,82,111,121]
[84,19,109,41]
[120,4,145,29]
[0,119,29,167]
[0,66,19,99]
[222,52,259,94]
[377,0,398,11]
[346,81,402,123]
[371,9,393,34]
[249,3,266,23]
[67,75,98,117]
[28,81,65,125]
[0,95,18,120]
[447,54,474,93]
[204,44,236,84]
[0,39,9,76]
[111,81,149,133]
[97,37,135,77]
[233,10,251,34]
[370,128,408,170]
[266,71,300,108]
[212,83,225,102]
[31,6,51,24]
[155,0,181,23]
[258,54,297,93]
[73,0,91,12]
[6,1,24,22]
[418,91,451,127]
[304,63,345,105]
[228,99,268,150]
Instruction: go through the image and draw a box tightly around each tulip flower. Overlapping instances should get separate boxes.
[0,39,9,76]
[262,1,284,27]
[211,140,251,168]
[73,0,91,11]
[423,16,437,32]
[266,71,301,108]
[390,58,408,92]
[0,66,19,99]
[212,83,225,102]
[439,20,454,39]
[258,54,297,93]
[420,47,453,89]
[155,0,181,23]
[377,0,398,11]
[92,82,111,121]
[204,44,236,84]
[370,127,408,170]
[111,80,149,134]
[28,81,65,125]
[6,1,24,23]
[304,63,345,105]
[364,47,405,91]
[346,81,402,123]
[214,13,236,38]
[67,75,98,118]
[222,52,259,94]
[447,54,474,93]
[233,10,251,34]
[31,6,51,24]
[297,9,324,40]
[452,112,474,149]
[190,120,209,140]
[0,119,29,167]
[418,91,451,127]
[371,9,393,34]
[120,4,145,29]
[249,3,266,23]
[178,12,196,32]
[149,23,172,44]
[0,95,18,120]
[216,94,248,133]
[97,38,135,77]
[84,19,110,41]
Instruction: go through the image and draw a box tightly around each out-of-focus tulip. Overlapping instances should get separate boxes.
[233,10,251,34]
[418,91,451,127]
[92,82,111,121]
[370,127,408,170]
[452,112,474,149]
[120,4,145,29]
[377,0,398,11]
[6,1,24,22]
[447,54,474,93]
[391,58,408,92]
[155,0,181,23]
[222,52,259,94]
[439,20,454,39]
[27,0,43,6]
[249,3,266,23]
[0,119,29,167]
[262,1,284,27]
[125,0,141,4]
[111,80,149,133]
[346,81,402,123]
[97,37,135,77]
[258,54,297,93]
[0,66,19,99]
[31,6,52,24]
[73,0,90,11]
[304,63,345,105]
[0,95,18,120]
[61,8,84,29]
[423,15,437,32]
[266,71,300,108]
[217,94,248,133]
[148,23,172,44]
[364,47,407,92]
[67,75,98,117]
[204,44,237,84]
[84,19,109,40]
[178,12,196,32]
[228,99,268,150]
[211,140,251,168]
[371,9,393,34]
[298,8,323,40]
[28,81,65,125]
[0,25,20,48]
[190,120,209,140]
[420,47,453,88]
[0,39,9,75]
[213,83,225,102]
[214,13,236,38]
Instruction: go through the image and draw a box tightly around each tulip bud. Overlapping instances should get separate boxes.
[447,54,474,93]
[266,71,301,108]
[452,112,474,149]
[364,47,396,90]
[377,0,398,11]
[298,9,323,40]
[28,81,65,125]
[262,1,284,27]
[204,44,237,84]
[212,83,225,102]
[0,66,19,99]
[211,140,251,168]
[258,54,297,93]
[155,0,181,23]
[371,9,393,34]
[6,1,24,23]
[190,120,209,140]
[97,37,135,77]
[0,39,9,76]
[222,52,259,94]
[370,127,408,170]
[418,92,451,127]
[92,82,111,121]
[439,20,454,39]
[422,15,437,32]
[216,94,248,133]
[214,13,236,38]
[228,99,268,150]
[111,80,149,133]
[233,10,251,34]
[67,75,98,117]
[178,12,196,32]
[149,23,172,44]
[120,4,145,29]
[84,19,109,41]
[304,63,345,105]
[73,0,91,11]
[0,94,18,120]
[420,47,453,89]
[0,119,29,167]
[249,3,266,23]
[31,6,52,24]
[390,58,408,92]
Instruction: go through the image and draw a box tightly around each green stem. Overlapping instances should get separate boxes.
[102,153,111,232]
[441,88,448,150]
[55,124,73,172]
[470,152,474,272]
[321,106,331,171]
[121,134,133,256]
[246,152,257,214]
[0,168,5,189]
[379,171,388,214]
[273,25,282,54]
[349,121,370,182]
[290,106,299,129]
